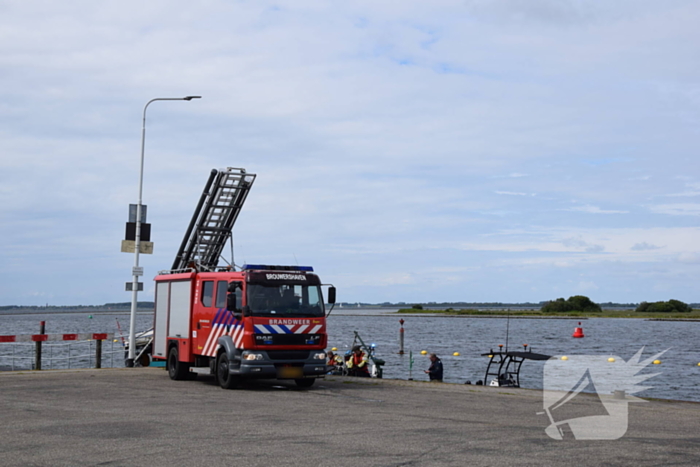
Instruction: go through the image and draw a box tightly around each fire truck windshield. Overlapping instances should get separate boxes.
[247,284,325,317]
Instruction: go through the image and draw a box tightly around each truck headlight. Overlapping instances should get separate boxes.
[312,352,327,360]
[243,352,264,361]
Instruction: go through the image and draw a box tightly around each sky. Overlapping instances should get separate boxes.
[1,0,699,306]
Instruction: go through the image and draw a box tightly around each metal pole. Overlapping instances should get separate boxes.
[96,339,102,369]
[127,96,201,367]
[35,321,45,371]
[398,319,405,355]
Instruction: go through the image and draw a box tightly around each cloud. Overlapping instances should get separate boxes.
[631,242,662,251]
[463,226,698,259]
[662,182,700,198]
[561,237,605,253]
[576,281,599,292]
[648,204,700,216]
[560,205,629,214]
[493,173,529,178]
[677,252,700,264]
[561,237,588,249]
[580,157,633,167]
[495,190,532,196]
[2,1,700,305]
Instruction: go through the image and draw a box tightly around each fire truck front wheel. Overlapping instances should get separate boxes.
[167,346,191,381]
[294,378,316,388]
[216,353,241,390]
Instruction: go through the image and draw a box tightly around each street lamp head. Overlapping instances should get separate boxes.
[183,96,202,100]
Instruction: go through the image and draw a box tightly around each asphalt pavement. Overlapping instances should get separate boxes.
[1,368,698,466]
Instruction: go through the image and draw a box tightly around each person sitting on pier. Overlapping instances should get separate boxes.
[327,351,339,366]
[327,351,343,375]
[425,353,443,382]
[346,345,370,377]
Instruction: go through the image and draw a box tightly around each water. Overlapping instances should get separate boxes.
[0,312,153,371]
[328,310,700,403]
[1,309,698,402]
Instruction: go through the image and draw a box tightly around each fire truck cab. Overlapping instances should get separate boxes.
[153,265,335,389]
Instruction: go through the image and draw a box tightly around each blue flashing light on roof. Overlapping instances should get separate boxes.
[242,264,314,272]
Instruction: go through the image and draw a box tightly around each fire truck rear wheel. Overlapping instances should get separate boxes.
[167,346,190,381]
[294,378,315,388]
[216,353,240,389]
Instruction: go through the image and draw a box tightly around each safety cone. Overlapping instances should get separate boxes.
[572,322,584,338]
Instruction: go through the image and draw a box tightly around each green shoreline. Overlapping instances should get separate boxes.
[396,308,700,320]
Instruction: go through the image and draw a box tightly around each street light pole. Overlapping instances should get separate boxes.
[126,96,201,367]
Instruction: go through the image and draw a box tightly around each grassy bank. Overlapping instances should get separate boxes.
[396,308,700,320]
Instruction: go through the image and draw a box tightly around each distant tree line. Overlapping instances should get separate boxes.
[374,301,546,308]
[635,300,692,313]
[539,296,694,313]
[103,302,155,308]
[541,296,602,313]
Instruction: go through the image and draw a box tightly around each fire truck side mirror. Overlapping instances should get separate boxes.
[328,286,336,304]
[227,293,238,312]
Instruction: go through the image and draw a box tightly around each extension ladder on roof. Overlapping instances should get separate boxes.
[171,167,256,272]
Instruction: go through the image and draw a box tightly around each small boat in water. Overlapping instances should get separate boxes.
[482,344,550,387]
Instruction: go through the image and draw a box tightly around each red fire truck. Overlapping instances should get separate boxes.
[152,168,336,389]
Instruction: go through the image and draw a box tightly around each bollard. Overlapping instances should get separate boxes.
[35,321,45,371]
[95,339,102,369]
[399,319,405,355]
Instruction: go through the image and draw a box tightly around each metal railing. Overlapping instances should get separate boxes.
[0,339,123,371]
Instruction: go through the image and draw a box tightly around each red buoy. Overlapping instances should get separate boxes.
[572,322,584,338]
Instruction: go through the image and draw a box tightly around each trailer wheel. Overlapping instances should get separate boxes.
[216,353,240,389]
[294,378,315,388]
[167,346,190,381]
[137,350,151,368]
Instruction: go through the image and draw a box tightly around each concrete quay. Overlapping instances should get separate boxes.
[1,368,698,466]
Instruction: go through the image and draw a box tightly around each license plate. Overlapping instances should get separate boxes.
[277,366,303,378]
